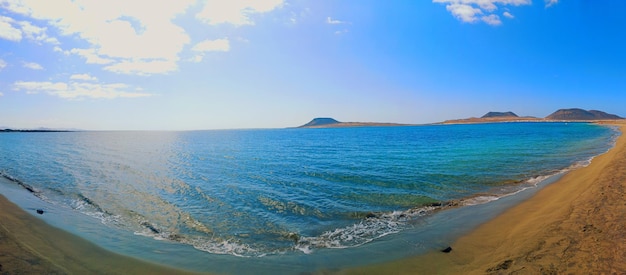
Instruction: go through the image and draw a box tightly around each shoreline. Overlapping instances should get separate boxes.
[0,193,198,274]
[341,120,626,274]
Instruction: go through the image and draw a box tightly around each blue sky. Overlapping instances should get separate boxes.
[1,0,625,130]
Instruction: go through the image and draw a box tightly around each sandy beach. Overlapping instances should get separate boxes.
[342,121,626,274]
[0,194,197,274]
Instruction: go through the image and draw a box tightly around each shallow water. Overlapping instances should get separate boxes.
[0,122,617,273]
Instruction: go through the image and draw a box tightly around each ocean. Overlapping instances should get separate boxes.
[0,122,618,274]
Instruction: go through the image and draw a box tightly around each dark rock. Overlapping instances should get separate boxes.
[168,234,183,242]
[36,209,44,215]
[441,246,452,253]
[487,259,513,272]
[141,222,160,234]
[365,212,377,219]
[286,232,299,243]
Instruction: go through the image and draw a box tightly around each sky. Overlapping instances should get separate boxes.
[1,0,625,130]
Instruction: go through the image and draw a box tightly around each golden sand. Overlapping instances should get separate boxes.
[0,194,197,274]
[342,121,626,274]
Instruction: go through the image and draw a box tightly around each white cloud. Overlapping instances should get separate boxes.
[22,61,43,70]
[192,38,230,52]
[0,59,7,70]
[445,3,482,23]
[545,0,558,7]
[70,74,97,81]
[12,80,152,99]
[482,14,502,26]
[1,0,286,75]
[2,0,195,75]
[503,11,514,19]
[433,0,531,25]
[0,15,23,41]
[326,17,349,25]
[18,20,57,44]
[0,14,59,44]
[0,92,3,97]
[196,0,285,26]
[53,46,70,55]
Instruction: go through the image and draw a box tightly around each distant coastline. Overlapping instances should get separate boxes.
[0,129,73,133]
[440,108,623,125]
[297,108,624,128]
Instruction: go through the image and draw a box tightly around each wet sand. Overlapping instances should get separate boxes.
[0,194,198,274]
[342,121,626,274]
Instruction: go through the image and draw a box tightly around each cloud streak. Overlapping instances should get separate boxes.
[12,80,152,99]
[22,61,43,70]
[545,0,558,8]
[70,74,98,81]
[326,17,350,25]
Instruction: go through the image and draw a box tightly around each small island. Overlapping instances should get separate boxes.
[297,118,413,128]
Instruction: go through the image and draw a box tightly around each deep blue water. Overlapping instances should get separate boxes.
[0,122,618,273]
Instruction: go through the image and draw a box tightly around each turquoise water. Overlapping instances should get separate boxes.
[0,122,618,273]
